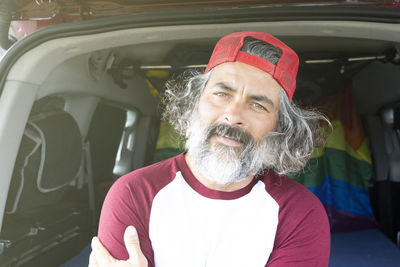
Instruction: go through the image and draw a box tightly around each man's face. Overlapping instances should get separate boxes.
[198,61,281,151]
[185,61,282,185]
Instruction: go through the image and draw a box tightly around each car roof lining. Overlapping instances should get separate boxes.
[6,20,400,90]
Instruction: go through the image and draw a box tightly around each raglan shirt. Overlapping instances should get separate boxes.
[98,153,330,267]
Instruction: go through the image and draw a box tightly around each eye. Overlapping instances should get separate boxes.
[251,102,268,112]
[214,92,228,97]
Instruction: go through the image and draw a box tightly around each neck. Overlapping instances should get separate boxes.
[184,152,254,192]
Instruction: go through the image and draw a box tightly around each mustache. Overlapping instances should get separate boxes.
[205,123,254,146]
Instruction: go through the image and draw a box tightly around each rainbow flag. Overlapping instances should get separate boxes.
[289,87,377,232]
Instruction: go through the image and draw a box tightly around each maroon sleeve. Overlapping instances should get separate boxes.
[97,174,155,266]
[264,173,331,267]
[97,157,178,266]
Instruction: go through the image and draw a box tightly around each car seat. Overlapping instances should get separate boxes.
[0,97,92,267]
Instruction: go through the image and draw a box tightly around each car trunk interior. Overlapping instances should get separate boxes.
[0,19,400,266]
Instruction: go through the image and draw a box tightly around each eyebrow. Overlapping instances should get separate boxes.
[214,82,275,107]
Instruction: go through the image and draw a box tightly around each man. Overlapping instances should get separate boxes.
[90,32,330,267]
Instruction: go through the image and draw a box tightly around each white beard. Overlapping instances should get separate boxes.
[185,118,275,186]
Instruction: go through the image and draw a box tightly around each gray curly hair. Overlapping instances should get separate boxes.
[162,38,329,175]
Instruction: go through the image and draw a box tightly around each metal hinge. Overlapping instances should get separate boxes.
[58,0,87,21]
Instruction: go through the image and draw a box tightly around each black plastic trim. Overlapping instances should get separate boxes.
[0,5,399,94]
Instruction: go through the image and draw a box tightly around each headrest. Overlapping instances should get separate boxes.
[28,111,82,192]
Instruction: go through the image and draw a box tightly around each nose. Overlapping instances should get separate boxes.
[224,101,245,126]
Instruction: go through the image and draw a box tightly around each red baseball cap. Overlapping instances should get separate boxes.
[205,32,299,101]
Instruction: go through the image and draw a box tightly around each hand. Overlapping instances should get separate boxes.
[89,226,148,267]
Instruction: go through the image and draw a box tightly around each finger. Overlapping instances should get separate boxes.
[91,236,115,265]
[88,251,98,267]
[124,226,148,265]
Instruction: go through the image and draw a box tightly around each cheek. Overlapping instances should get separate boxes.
[197,96,222,125]
[251,113,279,141]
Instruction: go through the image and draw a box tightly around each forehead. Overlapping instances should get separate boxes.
[207,62,282,100]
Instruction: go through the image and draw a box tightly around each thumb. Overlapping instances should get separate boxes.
[124,226,148,265]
